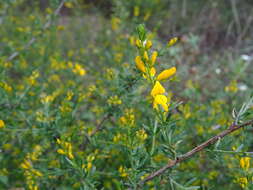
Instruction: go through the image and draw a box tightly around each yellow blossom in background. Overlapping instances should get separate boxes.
[66,91,74,101]
[56,139,74,159]
[144,11,151,21]
[65,2,74,8]
[111,17,121,31]
[113,133,122,143]
[85,155,95,172]
[225,80,238,93]
[167,37,179,47]
[45,7,53,14]
[27,145,42,161]
[0,120,5,128]
[27,70,40,86]
[0,82,12,93]
[118,166,128,177]
[134,6,140,17]
[105,68,115,80]
[135,56,145,72]
[20,160,32,170]
[41,94,54,104]
[179,104,191,119]
[72,63,86,76]
[57,25,65,31]
[115,52,123,63]
[136,129,148,141]
[151,81,165,97]
[119,108,135,126]
[153,94,169,112]
[240,157,251,171]
[107,95,122,105]
[129,36,136,46]
[157,67,176,81]
[28,15,35,21]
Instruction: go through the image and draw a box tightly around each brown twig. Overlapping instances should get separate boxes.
[6,0,65,62]
[89,114,111,137]
[82,114,111,147]
[139,119,253,185]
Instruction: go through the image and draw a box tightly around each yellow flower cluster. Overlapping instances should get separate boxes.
[27,70,40,86]
[225,80,238,93]
[119,108,135,127]
[64,2,74,8]
[27,145,42,161]
[118,166,128,178]
[135,37,177,113]
[20,146,43,190]
[35,110,54,123]
[105,68,116,80]
[69,62,86,76]
[82,155,95,172]
[0,82,12,93]
[56,139,74,159]
[107,95,122,106]
[136,129,148,141]
[237,177,248,189]
[240,157,251,171]
[235,157,251,188]
[111,17,121,31]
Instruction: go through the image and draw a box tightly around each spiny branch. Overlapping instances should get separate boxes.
[139,119,253,185]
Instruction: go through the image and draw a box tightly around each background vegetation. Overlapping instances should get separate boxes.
[0,0,253,189]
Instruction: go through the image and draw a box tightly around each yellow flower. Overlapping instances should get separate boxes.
[136,129,148,141]
[57,25,65,31]
[57,149,65,155]
[72,64,86,76]
[240,157,250,171]
[86,162,92,171]
[143,51,149,61]
[135,39,142,48]
[225,80,238,93]
[134,6,140,17]
[143,67,156,79]
[111,17,121,31]
[68,152,74,159]
[150,81,165,97]
[65,2,74,8]
[150,67,156,77]
[168,37,178,47]
[151,51,158,65]
[20,160,32,169]
[157,67,176,81]
[145,40,152,49]
[237,177,248,188]
[153,95,168,112]
[0,120,5,128]
[107,95,122,105]
[135,56,145,72]
[118,166,128,177]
